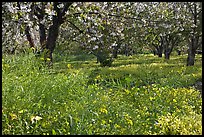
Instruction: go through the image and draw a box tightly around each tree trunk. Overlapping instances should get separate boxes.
[157,46,163,57]
[186,3,202,66]
[43,2,72,65]
[112,43,121,58]
[157,39,164,57]
[112,49,118,58]
[39,23,46,51]
[93,51,113,67]
[112,45,119,58]
[187,52,195,66]
[164,51,170,59]
[157,36,164,57]
[187,37,196,66]
[158,52,162,57]
[164,47,172,60]
[177,50,181,55]
[45,23,60,63]
[153,50,157,56]
[158,54,162,57]
[25,25,35,51]
[17,2,35,52]
[29,2,72,65]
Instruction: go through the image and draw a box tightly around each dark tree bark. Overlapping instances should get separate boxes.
[124,44,131,56]
[152,36,163,58]
[186,2,202,66]
[17,2,35,51]
[112,44,119,58]
[25,26,35,49]
[187,36,197,66]
[112,39,122,58]
[157,46,163,57]
[187,51,196,66]
[31,2,47,52]
[163,35,178,60]
[163,35,170,59]
[45,2,72,63]
[153,49,157,56]
[187,35,202,66]
[152,45,162,57]
[112,47,119,58]
[39,23,46,50]
[177,50,181,55]
[22,2,72,64]
[92,50,113,67]
[164,51,171,59]
[45,23,60,62]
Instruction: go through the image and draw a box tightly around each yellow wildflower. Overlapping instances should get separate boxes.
[67,64,72,69]
[100,108,108,114]
[114,124,121,129]
[126,119,133,126]
[93,100,97,104]
[173,99,177,102]
[96,75,101,79]
[150,96,154,101]
[9,113,17,120]
[125,89,130,94]
[101,120,106,124]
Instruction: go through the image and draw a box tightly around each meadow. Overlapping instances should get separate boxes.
[2,52,202,135]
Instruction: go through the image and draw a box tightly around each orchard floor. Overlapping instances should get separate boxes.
[2,53,202,135]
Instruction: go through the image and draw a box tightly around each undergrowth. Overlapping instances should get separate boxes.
[2,52,202,135]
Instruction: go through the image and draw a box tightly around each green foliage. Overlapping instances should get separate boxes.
[2,53,202,135]
[154,112,202,135]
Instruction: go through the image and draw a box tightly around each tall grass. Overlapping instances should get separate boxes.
[2,52,202,135]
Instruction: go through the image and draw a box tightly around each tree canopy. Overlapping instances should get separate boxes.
[2,2,202,66]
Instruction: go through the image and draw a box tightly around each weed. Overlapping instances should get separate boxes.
[2,53,202,135]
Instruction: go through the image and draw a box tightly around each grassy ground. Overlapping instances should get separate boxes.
[2,52,202,135]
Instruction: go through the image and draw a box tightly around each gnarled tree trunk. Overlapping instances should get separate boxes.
[187,37,197,66]
[32,2,72,66]
[187,51,196,66]
[164,50,170,60]
[157,46,163,57]
[186,2,202,66]
[45,23,60,63]
[25,25,35,49]
[39,23,46,51]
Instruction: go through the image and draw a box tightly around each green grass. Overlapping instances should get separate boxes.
[2,52,202,135]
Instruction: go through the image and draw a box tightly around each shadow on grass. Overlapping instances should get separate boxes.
[53,51,96,60]
[53,53,99,70]
[50,53,202,90]
[52,53,202,75]
[111,56,185,68]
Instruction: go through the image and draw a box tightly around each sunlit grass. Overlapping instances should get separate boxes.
[2,52,202,135]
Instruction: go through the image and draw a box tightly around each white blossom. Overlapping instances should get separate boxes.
[72,3,77,7]
[110,32,116,36]
[57,3,64,9]
[93,45,99,49]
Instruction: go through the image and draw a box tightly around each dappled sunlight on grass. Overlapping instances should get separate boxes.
[2,53,202,135]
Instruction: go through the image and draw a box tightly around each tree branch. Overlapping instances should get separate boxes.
[72,11,170,24]
[67,20,84,34]
[62,2,73,16]
[17,2,35,49]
